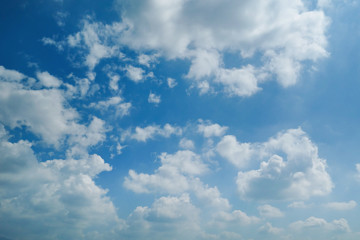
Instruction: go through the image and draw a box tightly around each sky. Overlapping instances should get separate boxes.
[1,0,360,239]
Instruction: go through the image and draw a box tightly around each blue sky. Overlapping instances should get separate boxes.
[1,0,360,239]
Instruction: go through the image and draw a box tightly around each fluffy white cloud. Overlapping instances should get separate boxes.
[214,210,260,226]
[324,200,357,211]
[67,19,125,71]
[107,73,120,90]
[179,138,195,149]
[198,120,228,138]
[125,65,145,82]
[0,126,123,240]
[138,53,158,67]
[287,201,312,209]
[124,150,208,194]
[167,77,177,88]
[148,92,161,104]
[217,135,255,168]
[36,71,62,88]
[0,78,78,147]
[257,204,284,218]
[123,194,201,240]
[290,217,351,233]
[258,222,283,235]
[221,128,333,200]
[126,123,182,142]
[89,96,132,118]
[118,0,329,96]
[0,65,26,81]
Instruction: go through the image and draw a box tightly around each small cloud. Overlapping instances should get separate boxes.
[197,119,228,138]
[89,96,131,118]
[258,204,284,218]
[179,138,195,150]
[148,92,161,104]
[324,200,357,211]
[128,124,182,142]
[125,65,145,83]
[287,201,312,209]
[167,77,177,88]
[259,222,283,235]
[36,71,62,88]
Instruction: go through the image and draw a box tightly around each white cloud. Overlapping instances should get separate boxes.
[167,77,177,88]
[216,135,255,168]
[42,37,65,51]
[36,71,62,88]
[123,194,201,240]
[148,92,161,104]
[127,123,182,142]
[198,120,228,138]
[0,65,26,81]
[118,0,329,96]
[125,65,145,82]
[287,201,312,209]
[0,79,78,146]
[290,217,351,233]
[324,200,357,211]
[124,150,208,194]
[258,222,283,235]
[89,96,132,118]
[257,204,284,218]
[215,65,262,97]
[179,138,195,150]
[107,73,120,90]
[66,19,125,71]
[0,126,123,240]
[214,210,260,226]
[138,53,158,67]
[229,128,333,200]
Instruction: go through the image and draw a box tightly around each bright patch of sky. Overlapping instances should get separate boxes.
[1,0,360,239]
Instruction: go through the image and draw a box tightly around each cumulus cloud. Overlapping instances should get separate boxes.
[258,222,283,235]
[36,71,62,88]
[214,210,260,226]
[66,19,125,71]
[125,65,145,82]
[0,125,123,240]
[118,0,329,96]
[167,77,177,88]
[324,200,357,211]
[198,120,228,138]
[107,73,121,90]
[287,201,312,209]
[89,96,132,117]
[257,204,284,218]
[179,138,195,149]
[125,123,182,142]
[0,76,78,146]
[124,150,208,194]
[290,217,351,233]
[216,135,255,168]
[218,128,333,200]
[123,194,201,240]
[0,65,26,81]
[148,92,161,104]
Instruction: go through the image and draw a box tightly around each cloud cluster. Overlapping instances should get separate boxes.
[0,125,122,240]
[123,123,182,142]
[119,0,329,96]
[51,0,329,97]
[217,128,333,200]
[89,96,132,118]
[0,66,122,239]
